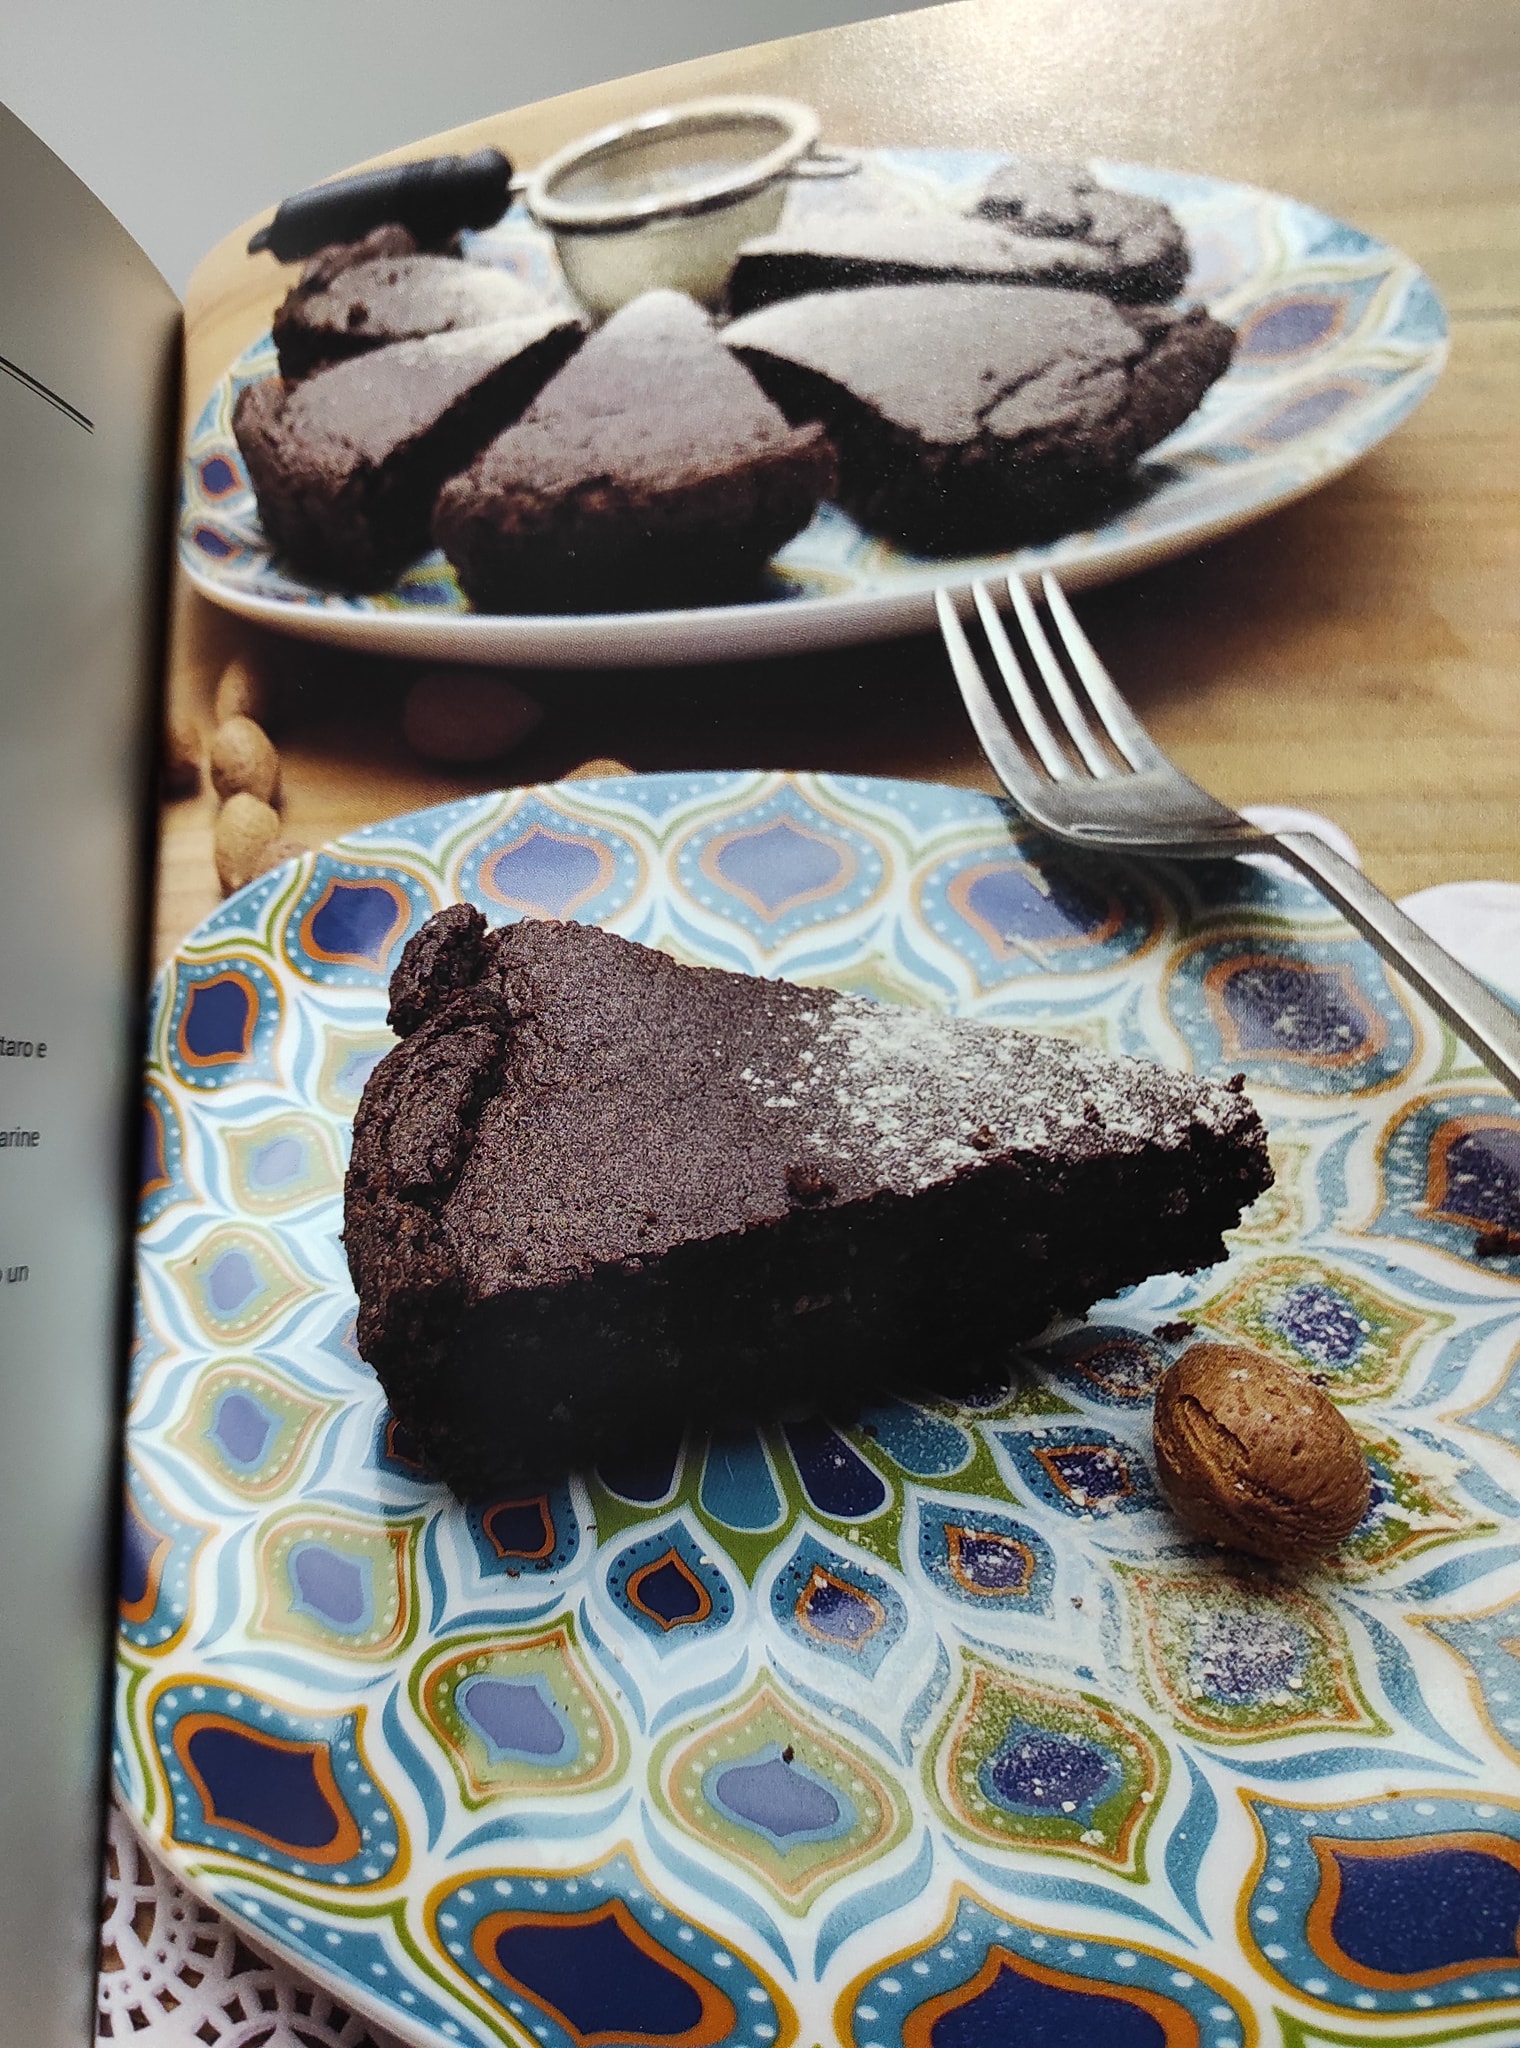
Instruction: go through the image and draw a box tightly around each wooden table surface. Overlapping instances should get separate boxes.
[156,0,1519,966]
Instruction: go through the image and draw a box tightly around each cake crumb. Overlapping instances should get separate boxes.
[785,1160,836,1205]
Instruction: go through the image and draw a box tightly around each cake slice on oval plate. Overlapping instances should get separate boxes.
[966,157,1189,304]
[343,909,1272,1499]
[432,289,835,613]
[725,281,1233,554]
[726,186,1187,317]
[233,308,584,590]
[272,231,551,380]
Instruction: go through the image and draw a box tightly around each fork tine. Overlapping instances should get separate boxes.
[971,581,1071,780]
[934,588,1046,808]
[1006,576,1114,778]
[1039,573,1163,773]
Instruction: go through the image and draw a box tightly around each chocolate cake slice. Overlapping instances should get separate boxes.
[234,311,583,590]
[288,222,421,285]
[273,233,548,380]
[725,283,1234,553]
[968,159,1189,305]
[432,290,835,613]
[726,203,1182,319]
[344,910,1271,1499]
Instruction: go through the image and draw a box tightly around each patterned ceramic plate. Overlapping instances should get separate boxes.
[121,773,1520,2048]
[180,154,1447,668]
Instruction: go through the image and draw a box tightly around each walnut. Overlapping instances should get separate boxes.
[1152,1342,1370,1565]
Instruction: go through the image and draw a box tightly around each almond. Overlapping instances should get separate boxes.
[210,715,281,806]
[213,657,268,726]
[214,793,281,894]
[1152,1342,1370,1565]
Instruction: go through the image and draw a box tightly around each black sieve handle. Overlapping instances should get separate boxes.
[247,148,514,262]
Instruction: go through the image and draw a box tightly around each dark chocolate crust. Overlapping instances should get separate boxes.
[968,160,1189,304]
[344,911,1272,1499]
[233,313,583,590]
[293,224,420,287]
[726,187,1186,319]
[273,242,547,381]
[725,283,1234,553]
[432,290,835,613]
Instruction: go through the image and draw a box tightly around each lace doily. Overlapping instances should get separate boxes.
[97,1800,404,2047]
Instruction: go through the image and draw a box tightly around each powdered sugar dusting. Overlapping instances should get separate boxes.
[737,989,1247,1193]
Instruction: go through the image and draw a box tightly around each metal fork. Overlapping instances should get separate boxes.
[936,573,1520,1099]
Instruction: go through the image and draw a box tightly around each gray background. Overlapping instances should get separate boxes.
[0,0,927,293]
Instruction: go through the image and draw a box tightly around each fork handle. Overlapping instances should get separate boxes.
[1273,829,1520,1098]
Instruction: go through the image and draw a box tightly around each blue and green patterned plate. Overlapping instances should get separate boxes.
[180,153,1447,667]
[122,773,1520,2048]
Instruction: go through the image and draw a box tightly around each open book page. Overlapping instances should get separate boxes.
[0,105,178,2048]
[126,4,1518,2043]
